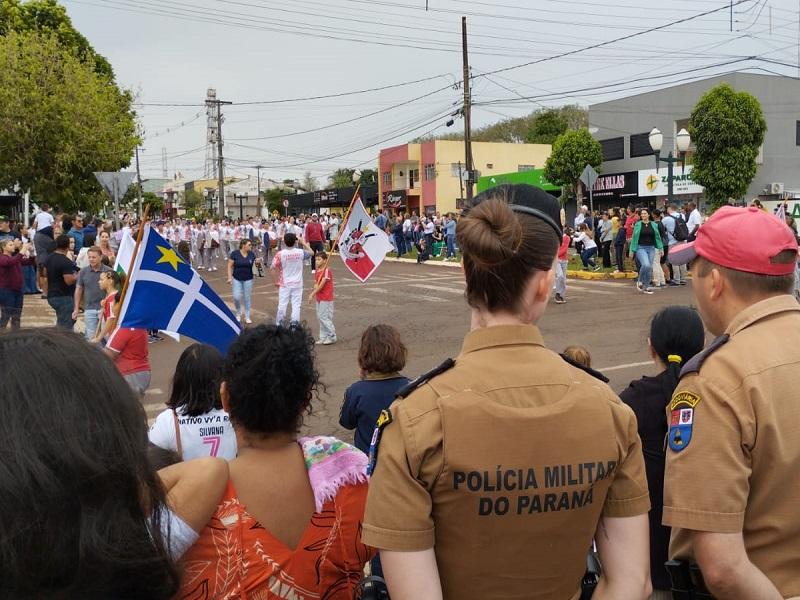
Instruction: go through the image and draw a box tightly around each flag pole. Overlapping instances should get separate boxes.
[114,206,151,321]
[330,182,362,256]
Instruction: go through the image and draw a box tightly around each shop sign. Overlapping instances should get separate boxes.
[382,189,407,208]
[589,171,639,201]
[638,165,704,197]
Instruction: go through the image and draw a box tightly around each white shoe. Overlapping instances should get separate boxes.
[322,338,336,345]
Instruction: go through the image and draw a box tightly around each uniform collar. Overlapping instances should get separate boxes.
[725,294,800,337]
[460,324,544,355]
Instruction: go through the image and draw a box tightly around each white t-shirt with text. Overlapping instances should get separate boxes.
[149,407,237,461]
[272,247,311,288]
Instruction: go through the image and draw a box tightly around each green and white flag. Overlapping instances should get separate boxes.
[114,232,136,276]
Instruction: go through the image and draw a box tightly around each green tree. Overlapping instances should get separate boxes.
[0,0,113,78]
[543,129,603,203]
[181,189,205,216]
[142,192,163,215]
[264,188,285,214]
[689,83,767,209]
[525,110,568,144]
[0,31,138,212]
[328,168,355,189]
[358,168,377,186]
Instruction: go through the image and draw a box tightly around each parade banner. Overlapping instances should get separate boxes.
[338,196,394,283]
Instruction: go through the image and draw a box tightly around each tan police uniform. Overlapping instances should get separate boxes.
[361,324,650,600]
[663,295,800,597]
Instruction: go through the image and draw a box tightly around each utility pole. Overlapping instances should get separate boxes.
[730,0,733,32]
[207,94,232,216]
[255,165,264,219]
[462,17,474,204]
[135,147,143,219]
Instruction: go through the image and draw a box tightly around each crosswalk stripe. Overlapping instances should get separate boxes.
[565,283,614,295]
[408,283,465,295]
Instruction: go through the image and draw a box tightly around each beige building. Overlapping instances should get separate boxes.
[378,140,551,214]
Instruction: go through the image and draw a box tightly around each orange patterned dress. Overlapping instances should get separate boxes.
[176,437,374,600]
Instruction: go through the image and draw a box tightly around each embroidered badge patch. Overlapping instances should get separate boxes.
[668,392,700,452]
[367,409,393,476]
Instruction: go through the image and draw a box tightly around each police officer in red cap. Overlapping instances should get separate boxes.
[663,206,800,599]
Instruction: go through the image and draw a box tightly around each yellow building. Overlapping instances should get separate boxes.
[378,140,551,214]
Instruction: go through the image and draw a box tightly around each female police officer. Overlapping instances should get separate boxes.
[361,184,652,600]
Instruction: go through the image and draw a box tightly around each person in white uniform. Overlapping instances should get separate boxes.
[270,232,313,325]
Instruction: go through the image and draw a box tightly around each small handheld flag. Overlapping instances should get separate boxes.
[775,202,786,223]
[116,226,241,353]
[114,232,136,275]
[338,196,394,282]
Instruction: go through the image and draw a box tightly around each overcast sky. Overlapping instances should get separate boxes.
[62,0,799,185]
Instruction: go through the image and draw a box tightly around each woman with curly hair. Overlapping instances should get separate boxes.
[177,324,374,599]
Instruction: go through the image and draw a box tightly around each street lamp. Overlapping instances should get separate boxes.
[649,127,691,207]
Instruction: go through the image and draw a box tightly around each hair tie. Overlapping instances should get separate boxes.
[668,354,683,364]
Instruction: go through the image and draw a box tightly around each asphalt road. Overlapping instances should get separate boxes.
[19,258,697,443]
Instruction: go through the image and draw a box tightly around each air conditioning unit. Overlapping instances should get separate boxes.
[770,182,785,195]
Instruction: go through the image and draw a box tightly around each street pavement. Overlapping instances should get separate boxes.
[18,260,697,443]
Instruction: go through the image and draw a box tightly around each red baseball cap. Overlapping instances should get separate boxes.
[669,206,798,276]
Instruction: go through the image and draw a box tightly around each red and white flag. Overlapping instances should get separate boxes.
[338,196,394,282]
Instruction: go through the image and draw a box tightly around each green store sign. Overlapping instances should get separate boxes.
[477,169,560,193]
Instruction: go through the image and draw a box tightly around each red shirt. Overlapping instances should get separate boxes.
[107,328,150,375]
[0,253,35,291]
[315,267,334,302]
[102,292,116,321]
[625,214,639,241]
[305,221,325,242]
[557,234,570,261]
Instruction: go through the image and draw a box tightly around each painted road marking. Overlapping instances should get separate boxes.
[409,283,465,295]
[597,361,653,372]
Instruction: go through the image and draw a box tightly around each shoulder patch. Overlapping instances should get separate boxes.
[366,409,393,476]
[560,353,610,383]
[667,391,700,453]
[395,358,455,399]
[679,334,729,379]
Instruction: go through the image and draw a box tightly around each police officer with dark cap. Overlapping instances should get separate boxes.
[361,184,652,600]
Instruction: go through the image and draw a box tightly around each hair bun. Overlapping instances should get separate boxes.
[459,199,523,269]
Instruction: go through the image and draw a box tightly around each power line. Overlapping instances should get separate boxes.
[227,85,456,141]
[473,0,756,80]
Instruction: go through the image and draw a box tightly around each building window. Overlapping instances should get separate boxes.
[450,163,465,177]
[630,132,653,158]
[382,171,391,186]
[424,164,436,180]
[796,121,800,146]
[600,137,624,161]
[518,164,535,172]
[409,168,420,188]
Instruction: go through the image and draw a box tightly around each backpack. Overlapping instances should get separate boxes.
[673,214,689,242]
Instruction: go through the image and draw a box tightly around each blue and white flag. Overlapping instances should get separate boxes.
[117,226,241,353]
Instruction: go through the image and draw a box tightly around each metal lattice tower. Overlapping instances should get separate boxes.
[204,88,219,179]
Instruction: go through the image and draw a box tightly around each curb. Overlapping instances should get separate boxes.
[383,256,461,268]
[567,270,638,280]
